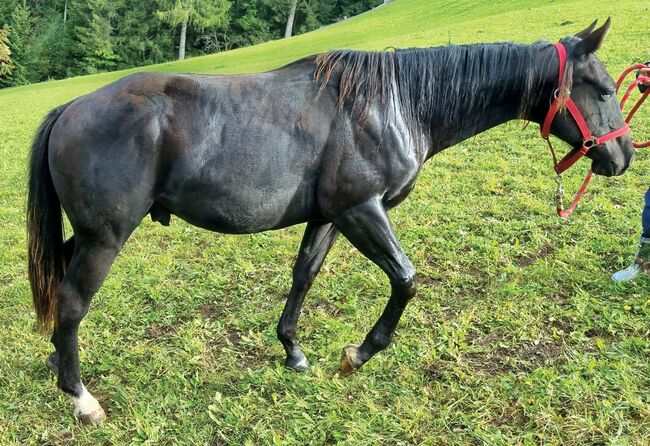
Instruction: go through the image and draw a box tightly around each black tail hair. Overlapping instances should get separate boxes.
[27,103,71,332]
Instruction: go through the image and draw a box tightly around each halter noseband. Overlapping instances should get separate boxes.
[540,42,631,218]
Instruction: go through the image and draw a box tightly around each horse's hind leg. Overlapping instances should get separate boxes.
[54,235,127,425]
[277,222,339,371]
[47,236,75,375]
[331,198,416,376]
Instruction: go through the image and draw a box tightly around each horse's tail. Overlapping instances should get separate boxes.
[27,103,71,333]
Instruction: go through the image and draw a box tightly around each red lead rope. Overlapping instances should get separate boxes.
[540,42,638,218]
[616,64,650,147]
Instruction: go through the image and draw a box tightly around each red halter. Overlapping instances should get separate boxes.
[540,42,631,218]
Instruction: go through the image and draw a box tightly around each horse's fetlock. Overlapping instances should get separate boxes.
[58,378,81,396]
[369,331,392,351]
[277,323,295,344]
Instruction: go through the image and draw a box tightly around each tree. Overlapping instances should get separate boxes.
[0,0,382,88]
[156,0,230,61]
[0,26,14,83]
[229,0,275,46]
[284,0,297,38]
[113,1,174,68]
[31,18,73,81]
[3,3,34,86]
[0,0,18,26]
[70,0,119,74]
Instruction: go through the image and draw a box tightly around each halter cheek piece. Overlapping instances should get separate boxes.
[540,42,631,218]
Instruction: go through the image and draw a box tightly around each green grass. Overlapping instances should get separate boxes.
[1,0,650,444]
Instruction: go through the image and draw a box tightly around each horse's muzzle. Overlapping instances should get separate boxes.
[591,155,632,177]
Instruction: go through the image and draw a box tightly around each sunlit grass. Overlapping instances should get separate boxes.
[1,0,649,444]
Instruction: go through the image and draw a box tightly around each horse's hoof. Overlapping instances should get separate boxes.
[76,405,106,426]
[340,344,362,377]
[46,352,58,375]
[73,385,106,426]
[285,351,310,372]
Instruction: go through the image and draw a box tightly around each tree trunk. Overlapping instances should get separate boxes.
[178,19,187,60]
[284,0,298,39]
[63,0,67,23]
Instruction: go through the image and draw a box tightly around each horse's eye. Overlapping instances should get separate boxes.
[600,90,615,100]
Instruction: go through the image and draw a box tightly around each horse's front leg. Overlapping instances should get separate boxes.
[331,198,416,376]
[277,222,339,371]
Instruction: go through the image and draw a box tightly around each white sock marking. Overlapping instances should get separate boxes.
[295,356,309,369]
[72,384,101,417]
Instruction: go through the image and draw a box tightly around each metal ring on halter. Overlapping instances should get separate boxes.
[583,137,597,149]
[552,88,570,99]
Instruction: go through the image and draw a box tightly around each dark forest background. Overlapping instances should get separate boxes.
[0,0,383,88]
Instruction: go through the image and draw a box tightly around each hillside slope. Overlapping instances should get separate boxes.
[1,0,647,97]
[1,0,649,444]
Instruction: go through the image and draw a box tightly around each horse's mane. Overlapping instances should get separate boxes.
[314,40,576,132]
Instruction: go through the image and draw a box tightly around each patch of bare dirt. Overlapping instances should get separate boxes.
[419,275,443,288]
[311,298,342,316]
[145,317,190,339]
[206,326,272,370]
[516,242,555,267]
[199,302,225,320]
[465,329,566,375]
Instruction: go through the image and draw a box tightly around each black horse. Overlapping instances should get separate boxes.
[27,19,633,424]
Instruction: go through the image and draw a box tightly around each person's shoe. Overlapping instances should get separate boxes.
[612,236,650,282]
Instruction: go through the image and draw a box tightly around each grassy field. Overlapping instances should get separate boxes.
[1,0,650,444]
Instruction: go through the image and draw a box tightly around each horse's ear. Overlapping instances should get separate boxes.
[574,20,597,39]
[574,17,611,57]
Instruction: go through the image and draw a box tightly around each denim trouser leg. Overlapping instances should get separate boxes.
[643,188,650,238]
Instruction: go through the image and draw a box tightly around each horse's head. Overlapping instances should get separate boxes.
[543,18,634,177]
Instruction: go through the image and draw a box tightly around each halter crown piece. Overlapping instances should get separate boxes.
[540,42,631,218]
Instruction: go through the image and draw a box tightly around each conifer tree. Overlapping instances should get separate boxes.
[156,0,230,61]
[0,26,14,84]
[4,3,33,86]
[71,0,118,74]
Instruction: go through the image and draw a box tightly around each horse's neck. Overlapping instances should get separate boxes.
[407,43,555,160]
[427,99,519,154]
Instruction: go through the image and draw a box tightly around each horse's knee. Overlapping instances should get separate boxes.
[392,266,416,300]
